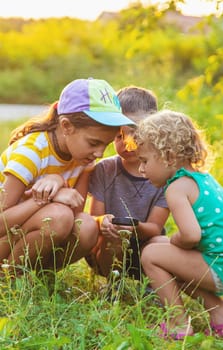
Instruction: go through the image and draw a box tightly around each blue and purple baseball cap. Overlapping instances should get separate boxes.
[57,78,135,126]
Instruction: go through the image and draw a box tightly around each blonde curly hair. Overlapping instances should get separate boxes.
[135,109,210,170]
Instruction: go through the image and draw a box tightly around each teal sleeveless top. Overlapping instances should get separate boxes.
[166,168,223,283]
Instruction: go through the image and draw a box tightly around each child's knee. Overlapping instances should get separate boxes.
[74,212,98,249]
[141,238,169,268]
[43,203,74,241]
[149,236,169,244]
[141,244,156,267]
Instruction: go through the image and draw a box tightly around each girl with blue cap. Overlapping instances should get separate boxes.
[0,78,134,276]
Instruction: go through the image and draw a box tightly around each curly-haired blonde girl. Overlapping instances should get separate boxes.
[135,109,223,339]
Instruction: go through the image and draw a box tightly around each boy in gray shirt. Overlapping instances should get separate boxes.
[86,86,169,280]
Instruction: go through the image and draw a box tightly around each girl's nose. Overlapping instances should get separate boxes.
[93,148,104,159]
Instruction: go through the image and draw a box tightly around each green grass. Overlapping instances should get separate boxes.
[0,246,220,349]
[0,246,215,349]
[0,120,222,349]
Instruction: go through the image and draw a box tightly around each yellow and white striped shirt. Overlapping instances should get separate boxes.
[0,131,93,189]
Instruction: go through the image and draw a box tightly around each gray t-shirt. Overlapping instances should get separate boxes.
[89,155,167,222]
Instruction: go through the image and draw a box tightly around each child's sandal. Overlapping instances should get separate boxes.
[210,323,223,337]
[160,322,194,340]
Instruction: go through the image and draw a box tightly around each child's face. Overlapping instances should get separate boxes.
[65,126,118,165]
[114,126,138,162]
[137,143,172,188]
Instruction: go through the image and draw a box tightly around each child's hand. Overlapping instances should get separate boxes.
[100,215,133,239]
[31,174,64,204]
[100,215,115,236]
[52,188,84,208]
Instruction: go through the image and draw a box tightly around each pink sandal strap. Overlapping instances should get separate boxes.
[159,322,193,340]
[210,323,223,337]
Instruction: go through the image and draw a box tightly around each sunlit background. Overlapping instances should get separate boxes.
[0,0,222,20]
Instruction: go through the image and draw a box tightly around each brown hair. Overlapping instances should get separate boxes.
[9,103,115,145]
[117,85,157,117]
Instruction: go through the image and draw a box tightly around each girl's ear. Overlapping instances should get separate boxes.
[59,117,75,135]
[167,150,176,166]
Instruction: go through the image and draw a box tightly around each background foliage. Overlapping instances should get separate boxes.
[0,0,223,180]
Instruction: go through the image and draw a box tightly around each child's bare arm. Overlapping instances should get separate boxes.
[166,182,201,249]
[0,174,47,235]
[52,187,84,208]
[135,206,169,241]
[31,174,65,204]
[74,170,91,212]
[90,195,105,216]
